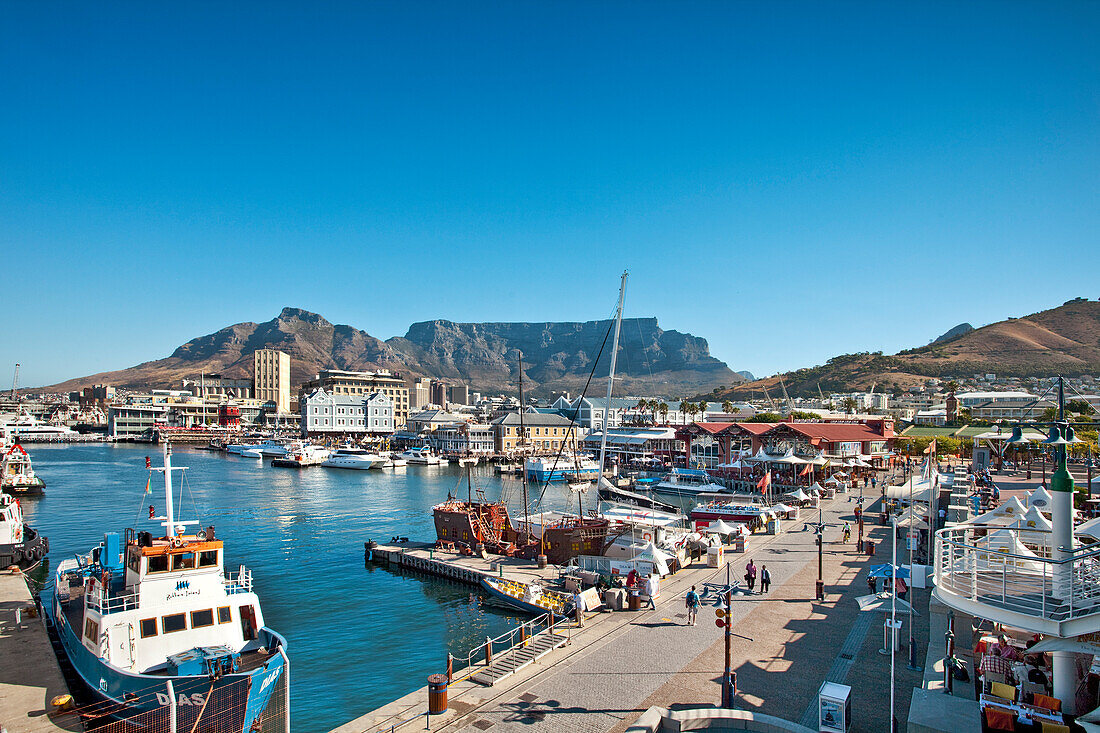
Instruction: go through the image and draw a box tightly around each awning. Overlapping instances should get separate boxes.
[856,592,919,615]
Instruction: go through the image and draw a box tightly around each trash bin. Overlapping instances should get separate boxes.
[427,673,448,714]
[627,591,641,611]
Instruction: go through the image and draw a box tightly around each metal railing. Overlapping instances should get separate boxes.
[935,526,1100,624]
[86,584,140,615]
[448,611,560,684]
[223,566,253,595]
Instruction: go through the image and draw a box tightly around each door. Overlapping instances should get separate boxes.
[239,605,257,641]
[111,622,134,668]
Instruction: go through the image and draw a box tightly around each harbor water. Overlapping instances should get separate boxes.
[22,443,592,733]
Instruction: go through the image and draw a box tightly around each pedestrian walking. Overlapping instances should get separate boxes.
[644,574,660,610]
[760,565,771,594]
[842,522,851,544]
[867,573,877,596]
[685,585,700,625]
[871,476,877,490]
[745,559,757,593]
[573,588,586,627]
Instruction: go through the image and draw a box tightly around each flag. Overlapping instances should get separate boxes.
[757,471,771,490]
[823,459,831,469]
[145,475,151,494]
[799,463,811,476]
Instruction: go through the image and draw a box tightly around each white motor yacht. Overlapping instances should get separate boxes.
[322,448,382,470]
[376,452,408,469]
[399,447,443,465]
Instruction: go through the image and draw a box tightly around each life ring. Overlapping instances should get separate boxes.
[170,537,183,548]
[642,531,653,542]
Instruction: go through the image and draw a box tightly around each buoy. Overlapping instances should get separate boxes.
[51,694,73,711]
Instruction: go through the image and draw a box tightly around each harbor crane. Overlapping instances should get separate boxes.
[9,363,18,398]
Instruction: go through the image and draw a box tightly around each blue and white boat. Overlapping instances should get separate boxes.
[524,454,600,483]
[43,443,288,732]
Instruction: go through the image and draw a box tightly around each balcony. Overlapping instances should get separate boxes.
[934,525,1100,637]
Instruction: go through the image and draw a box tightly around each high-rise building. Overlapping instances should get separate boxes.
[408,377,431,410]
[449,384,470,405]
[253,349,291,413]
[430,381,448,407]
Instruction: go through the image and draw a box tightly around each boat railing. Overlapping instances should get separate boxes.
[86,584,140,615]
[448,611,560,683]
[223,565,253,595]
[934,525,1100,627]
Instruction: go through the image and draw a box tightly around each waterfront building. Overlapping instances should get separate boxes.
[432,421,494,455]
[298,369,410,429]
[580,426,682,461]
[955,390,1037,408]
[969,397,1056,421]
[429,381,448,408]
[492,409,581,454]
[913,408,948,426]
[675,418,895,467]
[107,403,169,437]
[299,388,393,435]
[551,395,637,430]
[406,409,470,435]
[253,349,291,413]
[181,374,252,400]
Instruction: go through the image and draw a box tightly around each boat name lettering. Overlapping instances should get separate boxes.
[155,692,207,707]
[259,668,280,694]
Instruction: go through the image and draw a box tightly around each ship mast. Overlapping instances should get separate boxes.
[519,353,529,538]
[597,271,628,495]
[152,443,198,539]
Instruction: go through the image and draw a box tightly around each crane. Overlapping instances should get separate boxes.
[778,375,794,414]
[9,363,18,399]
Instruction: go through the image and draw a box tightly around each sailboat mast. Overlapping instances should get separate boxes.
[163,442,176,537]
[597,271,628,490]
[519,353,529,532]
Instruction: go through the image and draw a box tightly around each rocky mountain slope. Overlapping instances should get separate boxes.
[711,298,1100,399]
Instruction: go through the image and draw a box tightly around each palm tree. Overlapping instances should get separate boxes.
[842,396,858,415]
[658,402,669,424]
[722,400,734,416]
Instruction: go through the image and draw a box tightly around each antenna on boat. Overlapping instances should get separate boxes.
[151,442,198,539]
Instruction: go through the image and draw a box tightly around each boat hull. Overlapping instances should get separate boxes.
[43,587,286,733]
[479,577,572,617]
[0,525,48,569]
[2,477,46,496]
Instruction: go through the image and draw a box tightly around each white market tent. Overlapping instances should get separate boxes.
[973,528,1047,573]
[631,542,673,576]
[823,476,842,486]
[963,496,1027,527]
[704,519,741,536]
[1075,515,1100,543]
[784,488,811,502]
[746,447,772,462]
[885,477,934,504]
[1026,485,1053,510]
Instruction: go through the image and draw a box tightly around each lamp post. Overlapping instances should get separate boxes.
[815,504,825,601]
[1002,376,1086,714]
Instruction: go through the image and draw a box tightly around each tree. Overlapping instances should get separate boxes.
[841,397,858,415]
[1067,399,1095,416]
[722,400,734,416]
[944,380,959,394]
[658,402,669,424]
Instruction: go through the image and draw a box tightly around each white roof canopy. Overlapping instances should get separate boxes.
[963,496,1026,526]
[1026,485,1053,510]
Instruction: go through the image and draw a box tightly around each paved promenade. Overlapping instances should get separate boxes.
[420,495,930,733]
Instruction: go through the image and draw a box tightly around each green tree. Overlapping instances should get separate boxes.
[1067,399,1095,416]
[658,402,669,424]
[841,397,858,415]
[722,400,734,416]
[944,380,959,394]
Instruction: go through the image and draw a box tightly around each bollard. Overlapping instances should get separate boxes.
[908,637,923,671]
[537,554,548,569]
[498,564,503,578]
[815,580,824,601]
[485,637,492,665]
[446,653,453,683]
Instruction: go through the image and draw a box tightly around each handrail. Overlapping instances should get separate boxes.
[448,612,557,683]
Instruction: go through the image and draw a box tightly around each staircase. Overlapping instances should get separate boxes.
[470,631,567,686]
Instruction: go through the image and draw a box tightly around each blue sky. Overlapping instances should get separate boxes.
[3,2,1099,388]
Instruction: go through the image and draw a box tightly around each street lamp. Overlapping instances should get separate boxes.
[814,504,825,601]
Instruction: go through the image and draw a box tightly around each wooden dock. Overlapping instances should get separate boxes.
[0,571,79,733]
[365,542,568,588]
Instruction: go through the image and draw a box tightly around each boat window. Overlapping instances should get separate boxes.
[191,609,214,628]
[162,613,187,633]
[199,550,218,567]
[140,618,158,638]
[217,606,231,624]
[127,551,141,574]
[84,618,100,642]
[172,553,196,571]
[147,554,169,573]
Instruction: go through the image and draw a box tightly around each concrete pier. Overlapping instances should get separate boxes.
[0,571,79,733]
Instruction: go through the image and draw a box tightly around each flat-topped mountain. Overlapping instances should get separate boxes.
[43,308,742,397]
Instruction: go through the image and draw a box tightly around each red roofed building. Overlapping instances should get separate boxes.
[676,418,894,468]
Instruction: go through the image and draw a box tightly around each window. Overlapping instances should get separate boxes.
[140,618,158,638]
[84,618,100,642]
[147,554,169,573]
[191,609,214,628]
[199,550,218,567]
[128,550,141,574]
[162,613,187,633]
[172,553,195,571]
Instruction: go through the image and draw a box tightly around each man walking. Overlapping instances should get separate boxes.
[573,588,586,627]
[745,559,757,593]
[760,565,772,594]
[685,585,700,625]
[644,573,660,610]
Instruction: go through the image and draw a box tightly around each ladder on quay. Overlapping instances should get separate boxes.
[470,629,567,686]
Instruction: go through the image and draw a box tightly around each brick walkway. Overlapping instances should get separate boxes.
[438,496,925,733]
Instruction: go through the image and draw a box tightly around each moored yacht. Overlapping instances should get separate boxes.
[399,447,443,465]
[321,448,381,470]
[652,468,727,496]
[271,444,330,468]
[42,444,287,732]
[2,443,46,495]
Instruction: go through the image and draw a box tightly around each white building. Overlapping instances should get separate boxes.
[299,388,393,435]
[955,391,1036,409]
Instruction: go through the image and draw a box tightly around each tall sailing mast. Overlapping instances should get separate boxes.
[519,353,529,536]
[596,271,628,492]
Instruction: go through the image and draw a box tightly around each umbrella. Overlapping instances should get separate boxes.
[833,471,849,478]
[772,503,793,513]
[823,476,841,485]
[705,519,740,535]
[856,592,919,615]
[868,564,911,579]
[783,488,810,501]
[1029,639,1100,655]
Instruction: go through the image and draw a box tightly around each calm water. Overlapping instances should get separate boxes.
[23,443,591,733]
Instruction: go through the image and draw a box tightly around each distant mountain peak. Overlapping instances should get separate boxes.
[932,323,974,344]
[277,307,329,325]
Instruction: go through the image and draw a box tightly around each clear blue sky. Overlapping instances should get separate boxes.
[3,2,1099,388]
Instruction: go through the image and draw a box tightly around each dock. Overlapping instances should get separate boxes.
[0,571,78,733]
[365,542,567,588]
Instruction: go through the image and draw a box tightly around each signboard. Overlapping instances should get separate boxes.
[907,530,920,551]
[579,587,602,612]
